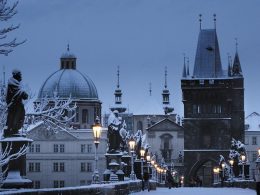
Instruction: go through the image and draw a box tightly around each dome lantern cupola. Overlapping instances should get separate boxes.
[60,44,76,70]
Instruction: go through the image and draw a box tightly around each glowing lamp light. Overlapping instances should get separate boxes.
[229,159,234,166]
[92,116,102,144]
[128,138,136,152]
[140,148,145,159]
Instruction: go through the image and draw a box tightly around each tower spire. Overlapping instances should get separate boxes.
[213,14,216,29]
[67,43,70,52]
[117,66,120,88]
[199,14,202,30]
[110,66,126,113]
[235,38,238,53]
[164,66,168,88]
[187,57,190,76]
[182,54,187,78]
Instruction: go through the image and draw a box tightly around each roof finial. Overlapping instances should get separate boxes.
[67,43,70,52]
[164,66,168,89]
[199,14,202,30]
[235,38,238,53]
[149,82,152,96]
[117,65,120,88]
[213,14,216,29]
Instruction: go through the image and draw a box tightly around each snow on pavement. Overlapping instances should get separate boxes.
[131,187,255,195]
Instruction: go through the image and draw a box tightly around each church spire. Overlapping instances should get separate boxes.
[162,66,174,115]
[182,54,187,78]
[187,57,190,76]
[110,66,126,113]
[199,14,202,30]
[232,39,243,77]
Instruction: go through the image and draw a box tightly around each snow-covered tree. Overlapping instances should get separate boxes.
[0,142,28,186]
[25,95,77,133]
[0,0,25,55]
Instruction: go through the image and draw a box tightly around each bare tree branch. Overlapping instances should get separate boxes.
[0,0,25,56]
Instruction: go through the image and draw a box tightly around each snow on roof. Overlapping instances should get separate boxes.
[245,112,260,131]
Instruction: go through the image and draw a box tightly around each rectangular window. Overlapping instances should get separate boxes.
[29,144,34,153]
[53,162,59,172]
[252,137,257,145]
[80,180,85,186]
[60,162,65,172]
[245,137,249,145]
[53,180,59,188]
[60,144,65,153]
[54,144,59,153]
[35,163,40,172]
[35,144,40,153]
[60,180,65,188]
[81,162,86,172]
[87,162,92,172]
[82,109,88,123]
[29,162,34,172]
[33,181,40,189]
[81,144,86,153]
[87,144,92,153]
[253,152,257,161]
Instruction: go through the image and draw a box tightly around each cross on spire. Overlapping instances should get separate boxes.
[213,14,216,29]
[235,38,238,52]
[149,82,152,96]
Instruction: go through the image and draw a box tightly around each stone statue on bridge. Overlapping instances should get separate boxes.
[4,69,28,137]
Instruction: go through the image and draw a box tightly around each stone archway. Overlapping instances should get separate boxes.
[187,158,218,187]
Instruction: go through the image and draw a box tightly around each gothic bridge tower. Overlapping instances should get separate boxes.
[181,15,244,186]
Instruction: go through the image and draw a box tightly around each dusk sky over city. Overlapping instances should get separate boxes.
[1,0,260,117]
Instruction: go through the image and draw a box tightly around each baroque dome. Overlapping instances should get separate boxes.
[38,48,98,100]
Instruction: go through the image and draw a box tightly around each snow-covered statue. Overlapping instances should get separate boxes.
[229,138,247,177]
[107,110,122,153]
[134,130,143,159]
[4,69,28,137]
[119,120,130,152]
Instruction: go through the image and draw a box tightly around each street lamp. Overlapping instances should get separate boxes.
[229,159,234,182]
[128,137,136,180]
[241,154,246,180]
[140,147,145,190]
[221,163,225,184]
[213,167,220,184]
[92,116,102,184]
[146,152,151,191]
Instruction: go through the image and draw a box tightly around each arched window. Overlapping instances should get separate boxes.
[137,121,143,131]
[82,109,88,124]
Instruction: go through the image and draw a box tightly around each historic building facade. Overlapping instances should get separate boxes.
[244,112,260,178]
[26,48,107,189]
[181,20,244,186]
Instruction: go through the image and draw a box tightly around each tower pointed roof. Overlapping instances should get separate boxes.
[182,56,187,78]
[193,29,223,78]
[110,66,126,113]
[232,52,243,76]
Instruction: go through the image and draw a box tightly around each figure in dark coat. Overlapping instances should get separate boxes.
[4,70,28,137]
[166,169,174,189]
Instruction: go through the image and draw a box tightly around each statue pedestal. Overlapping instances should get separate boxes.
[104,152,124,182]
[0,135,33,189]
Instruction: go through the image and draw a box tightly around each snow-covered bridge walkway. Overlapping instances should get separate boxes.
[131,187,255,195]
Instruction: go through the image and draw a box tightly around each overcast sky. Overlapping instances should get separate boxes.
[1,0,260,117]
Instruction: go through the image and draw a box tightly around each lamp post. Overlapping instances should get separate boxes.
[128,137,136,180]
[241,154,246,180]
[154,164,158,182]
[229,159,234,182]
[92,116,102,184]
[146,152,151,191]
[140,147,145,190]
[151,159,155,180]
[221,163,225,186]
[213,167,220,184]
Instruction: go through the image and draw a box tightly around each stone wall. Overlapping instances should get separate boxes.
[0,180,157,195]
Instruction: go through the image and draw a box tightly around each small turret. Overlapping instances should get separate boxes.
[162,66,174,115]
[232,39,243,77]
